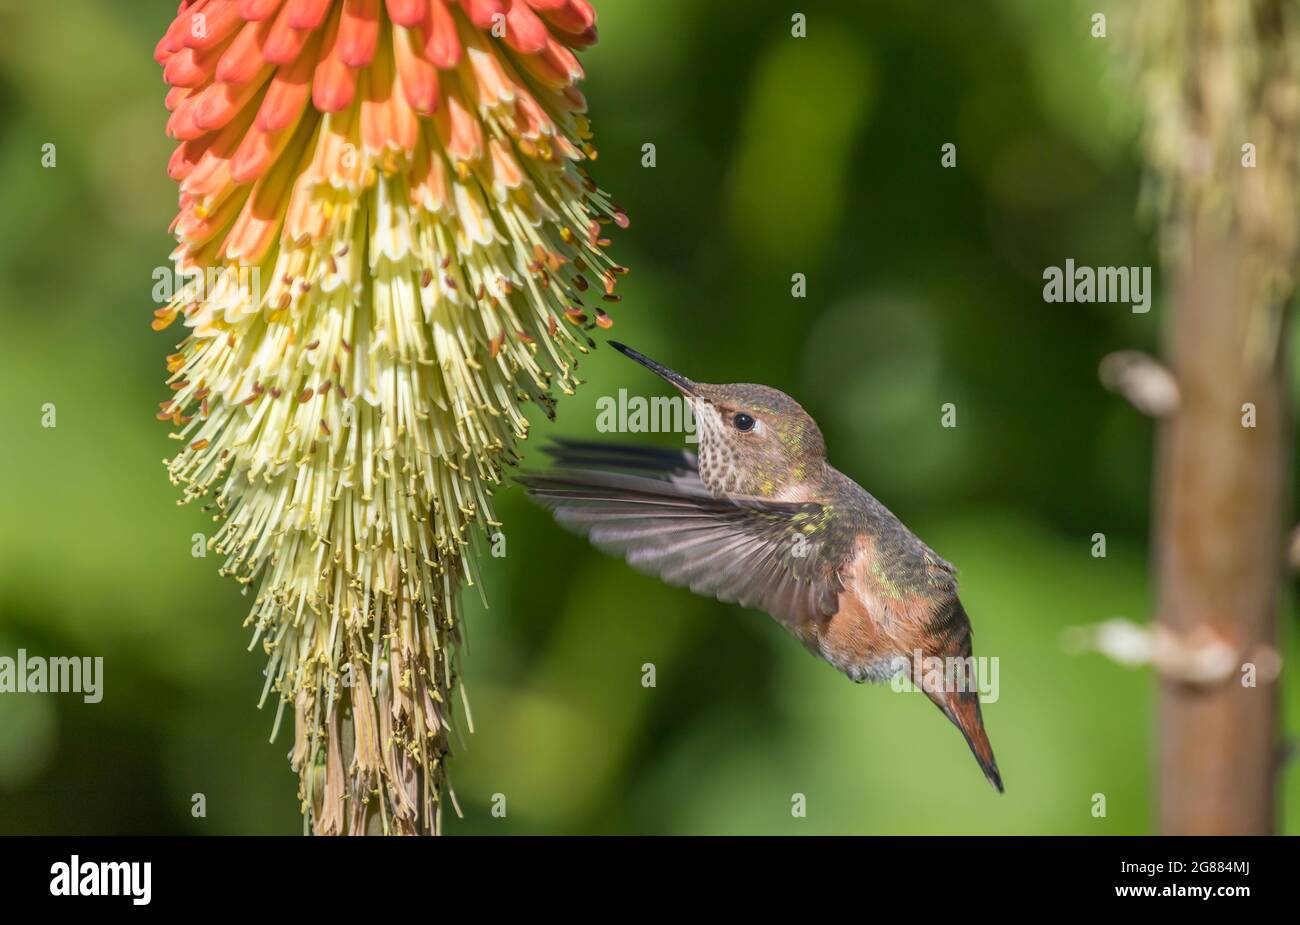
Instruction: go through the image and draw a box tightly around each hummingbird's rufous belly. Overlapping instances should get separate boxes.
[811,602,905,683]
[805,543,931,683]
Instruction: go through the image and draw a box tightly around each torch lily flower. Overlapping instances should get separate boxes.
[153,0,624,834]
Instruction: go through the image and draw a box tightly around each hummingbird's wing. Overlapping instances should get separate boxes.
[539,439,701,482]
[518,440,855,629]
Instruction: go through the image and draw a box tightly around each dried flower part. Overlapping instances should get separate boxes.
[154,0,624,834]
[1126,0,1300,362]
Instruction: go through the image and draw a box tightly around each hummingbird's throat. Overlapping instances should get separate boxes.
[693,401,785,498]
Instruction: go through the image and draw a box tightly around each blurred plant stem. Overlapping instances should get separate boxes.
[1154,220,1289,834]
[1128,0,1296,834]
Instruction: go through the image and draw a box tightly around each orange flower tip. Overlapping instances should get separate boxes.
[163,49,206,89]
[335,2,379,68]
[166,105,200,142]
[563,85,587,113]
[190,2,245,49]
[262,21,311,65]
[193,90,243,133]
[613,211,629,229]
[168,148,195,181]
[313,71,357,113]
[601,293,620,304]
[504,4,549,54]
[257,86,306,133]
[287,0,333,30]
[190,438,211,451]
[215,27,270,84]
[230,132,278,183]
[545,37,582,77]
[461,0,507,30]
[164,85,189,112]
[384,0,426,27]
[424,20,462,69]
[539,0,595,35]
[405,83,441,115]
[240,0,284,21]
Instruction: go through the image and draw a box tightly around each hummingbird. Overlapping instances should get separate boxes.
[519,342,1003,792]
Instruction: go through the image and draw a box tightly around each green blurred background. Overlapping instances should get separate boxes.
[0,0,1296,834]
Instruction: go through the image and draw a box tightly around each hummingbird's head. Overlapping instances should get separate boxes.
[609,342,826,498]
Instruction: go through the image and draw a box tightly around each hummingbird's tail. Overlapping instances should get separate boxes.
[929,686,1003,793]
[914,597,1003,793]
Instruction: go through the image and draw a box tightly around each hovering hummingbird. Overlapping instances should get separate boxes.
[519,342,1003,792]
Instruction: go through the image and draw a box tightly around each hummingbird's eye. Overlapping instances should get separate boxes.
[732,412,755,432]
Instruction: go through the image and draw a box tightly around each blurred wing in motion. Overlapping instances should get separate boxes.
[518,439,853,629]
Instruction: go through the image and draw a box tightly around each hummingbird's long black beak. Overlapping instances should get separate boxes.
[608,341,697,396]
